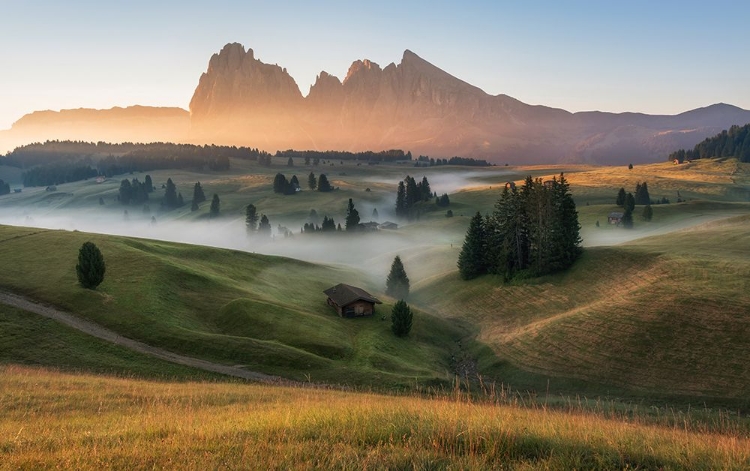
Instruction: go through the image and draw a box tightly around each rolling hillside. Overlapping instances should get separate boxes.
[0,225,475,388]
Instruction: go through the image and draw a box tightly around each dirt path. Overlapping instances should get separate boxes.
[0,291,286,384]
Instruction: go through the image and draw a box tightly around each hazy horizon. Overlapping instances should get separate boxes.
[2,1,750,130]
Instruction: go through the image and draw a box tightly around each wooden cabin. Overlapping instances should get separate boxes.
[608,212,624,225]
[324,283,382,318]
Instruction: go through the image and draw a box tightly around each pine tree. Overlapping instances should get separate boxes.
[76,242,105,289]
[245,204,258,232]
[209,194,220,218]
[635,181,651,205]
[345,198,360,231]
[642,204,653,221]
[372,208,379,220]
[192,182,206,205]
[258,214,271,236]
[287,157,294,167]
[624,192,636,212]
[395,181,406,217]
[391,300,413,337]
[290,175,300,190]
[622,208,634,228]
[317,174,332,192]
[308,172,317,190]
[164,178,178,208]
[119,179,132,205]
[616,187,626,206]
[144,175,153,193]
[458,212,487,280]
[273,173,289,193]
[420,176,431,201]
[386,255,410,300]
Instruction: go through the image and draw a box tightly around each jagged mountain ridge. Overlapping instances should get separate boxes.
[189,43,750,164]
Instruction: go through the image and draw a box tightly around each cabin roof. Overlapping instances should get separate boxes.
[324,283,382,307]
[609,212,624,218]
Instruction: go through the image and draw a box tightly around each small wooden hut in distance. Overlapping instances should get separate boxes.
[324,283,382,318]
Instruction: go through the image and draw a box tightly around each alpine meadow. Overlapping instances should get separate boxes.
[2,3,750,468]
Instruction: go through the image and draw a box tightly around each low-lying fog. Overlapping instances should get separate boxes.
[0,205,465,290]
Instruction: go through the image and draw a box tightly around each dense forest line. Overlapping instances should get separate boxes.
[415,155,492,167]
[669,123,750,163]
[275,149,410,162]
[1,141,271,187]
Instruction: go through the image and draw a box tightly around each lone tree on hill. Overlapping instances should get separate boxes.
[287,157,294,167]
[164,178,178,208]
[245,204,258,232]
[458,212,487,280]
[386,255,410,300]
[317,174,332,192]
[192,182,206,204]
[210,194,220,218]
[308,172,317,190]
[391,300,413,337]
[345,198,360,231]
[76,242,105,289]
[258,214,272,236]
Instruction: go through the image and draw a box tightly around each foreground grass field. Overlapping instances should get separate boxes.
[2,366,748,470]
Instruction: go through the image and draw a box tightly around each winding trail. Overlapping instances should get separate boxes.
[0,291,286,384]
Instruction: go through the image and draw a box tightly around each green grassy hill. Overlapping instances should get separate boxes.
[412,214,750,403]
[0,225,476,388]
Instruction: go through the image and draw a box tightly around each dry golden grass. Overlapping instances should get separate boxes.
[1,366,748,470]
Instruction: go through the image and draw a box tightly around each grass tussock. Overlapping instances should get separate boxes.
[1,366,748,470]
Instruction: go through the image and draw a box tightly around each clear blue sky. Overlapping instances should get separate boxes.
[1,0,748,129]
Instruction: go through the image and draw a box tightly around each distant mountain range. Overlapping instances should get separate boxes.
[3,42,750,165]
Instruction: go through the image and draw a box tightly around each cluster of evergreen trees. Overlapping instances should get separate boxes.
[415,155,492,167]
[396,176,432,218]
[118,175,153,205]
[615,181,658,228]
[0,179,11,195]
[669,123,750,163]
[395,175,450,219]
[273,173,301,194]
[276,149,410,163]
[245,203,271,236]
[302,216,339,233]
[458,174,582,280]
[306,172,332,192]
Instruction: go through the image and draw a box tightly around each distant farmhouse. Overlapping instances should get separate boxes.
[324,283,382,318]
[608,211,624,225]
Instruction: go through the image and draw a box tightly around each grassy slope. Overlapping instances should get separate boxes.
[2,366,747,470]
[0,225,470,388]
[0,305,220,381]
[412,214,750,403]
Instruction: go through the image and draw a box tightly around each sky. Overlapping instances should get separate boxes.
[1,0,749,130]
